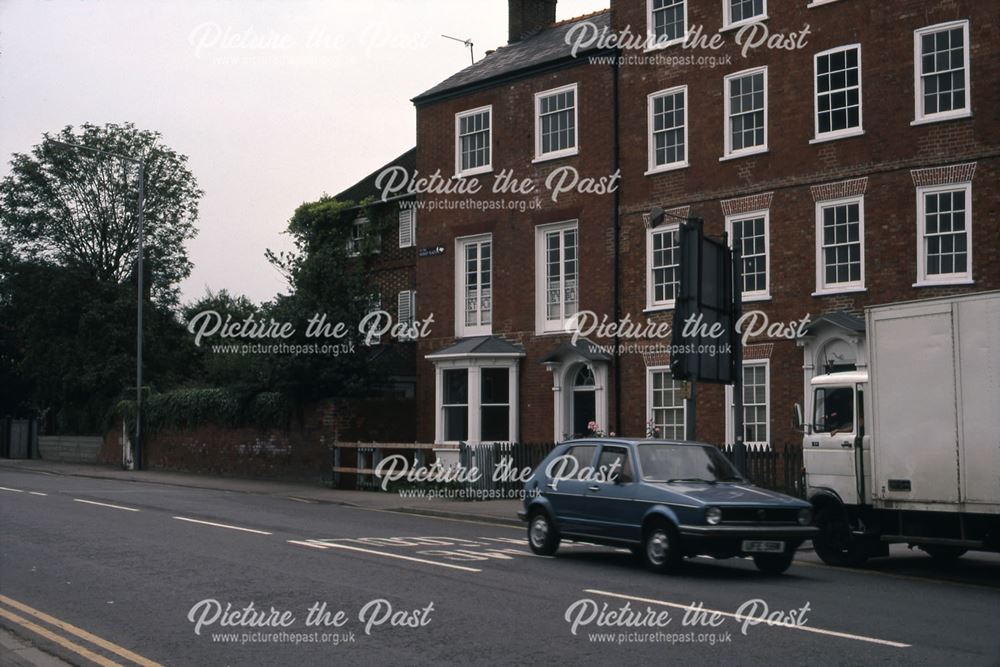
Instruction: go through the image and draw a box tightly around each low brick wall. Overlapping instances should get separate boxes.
[39,436,103,463]
[99,397,416,481]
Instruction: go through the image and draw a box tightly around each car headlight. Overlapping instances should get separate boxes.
[797,508,813,526]
[705,507,722,525]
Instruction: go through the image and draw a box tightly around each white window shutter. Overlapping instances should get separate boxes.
[398,290,416,339]
[398,208,415,248]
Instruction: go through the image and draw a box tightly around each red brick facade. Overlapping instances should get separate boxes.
[409,0,999,449]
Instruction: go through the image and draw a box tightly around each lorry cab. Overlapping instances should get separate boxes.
[802,372,871,508]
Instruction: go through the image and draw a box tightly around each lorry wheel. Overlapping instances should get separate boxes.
[527,509,560,556]
[813,506,868,567]
[753,551,795,575]
[920,545,967,562]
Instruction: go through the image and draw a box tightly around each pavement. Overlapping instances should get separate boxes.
[1,461,999,666]
[0,459,524,526]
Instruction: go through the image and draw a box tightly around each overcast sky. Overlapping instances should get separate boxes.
[0,0,607,304]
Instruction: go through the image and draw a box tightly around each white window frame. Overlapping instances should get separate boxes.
[914,182,973,287]
[646,0,688,50]
[646,85,689,174]
[722,0,767,31]
[646,366,687,440]
[347,216,382,257]
[725,359,771,450]
[814,195,866,295]
[398,207,415,248]
[433,358,519,445]
[722,66,768,160]
[811,44,864,143]
[807,0,842,7]
[726,210,771,302]
[912,20,971,126]
[455,233,493,337]
[645,223,681,311]
[535,220,579,334]
[534,83,579,162]
[455,105,493,177]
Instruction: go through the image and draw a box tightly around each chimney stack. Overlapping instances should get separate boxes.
[509,0,557,43]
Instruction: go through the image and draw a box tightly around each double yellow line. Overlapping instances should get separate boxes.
[0,594,163,667]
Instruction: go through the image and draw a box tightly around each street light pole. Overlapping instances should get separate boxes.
[49,139,148,470]
[135,160,145,471]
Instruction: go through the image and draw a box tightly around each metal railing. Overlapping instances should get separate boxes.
[458,442,556,497]
[723,444,805,498]
[330,438,805,499]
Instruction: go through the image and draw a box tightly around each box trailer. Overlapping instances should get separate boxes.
[799,291,1000,565]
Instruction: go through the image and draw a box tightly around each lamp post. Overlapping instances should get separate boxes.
[49,139,148,470]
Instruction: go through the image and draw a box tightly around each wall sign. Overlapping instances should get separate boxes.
[419,246,446,258]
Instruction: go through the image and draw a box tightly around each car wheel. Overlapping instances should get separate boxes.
[527,509,560,556]
[920,545,967,562]
[753,551,795,575]
[812,506,868,567]
[641,522,682,573]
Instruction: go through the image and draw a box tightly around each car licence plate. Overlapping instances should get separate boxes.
[741,540,785,554]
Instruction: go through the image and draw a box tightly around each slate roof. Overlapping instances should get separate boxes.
[803,311,866,334]
[540,338,612,364]
[412,10,612,105]
[334,147,416,204]
[425,336,526,359]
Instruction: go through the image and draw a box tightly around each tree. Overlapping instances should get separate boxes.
[0,123,203,431]
[0,122,202,306]
[264,196,390,400]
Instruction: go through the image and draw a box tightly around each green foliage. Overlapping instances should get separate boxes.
[0,123,203,430]
[115,388,291,433]
[259,195,391,401]
[0,122,202,308]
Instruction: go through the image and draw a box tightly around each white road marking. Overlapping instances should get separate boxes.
[0,486,24,493]
[288,540,482,573]
[172,517,271,535]
[357,506,523,530]
[584,589,911,648]
[28,492,47,496]
[73,499,140,512]
[285,496,316,504]
[287,540,331,550]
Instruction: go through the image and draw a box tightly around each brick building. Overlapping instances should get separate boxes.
[407,0,999,449]
[334,147,419,399]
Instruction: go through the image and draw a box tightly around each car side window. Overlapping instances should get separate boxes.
[597,446,633,484]
[565,445,597,471]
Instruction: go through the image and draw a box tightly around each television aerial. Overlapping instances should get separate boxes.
[442,34,475,64]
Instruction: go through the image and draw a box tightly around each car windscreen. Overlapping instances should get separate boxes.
[637,444,742,483]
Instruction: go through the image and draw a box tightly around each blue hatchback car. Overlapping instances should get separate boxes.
[519,439,818,574]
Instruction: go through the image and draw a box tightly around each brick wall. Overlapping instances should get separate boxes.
[408,0,999,448]
[414,57,618,443]
[99,398,415,479]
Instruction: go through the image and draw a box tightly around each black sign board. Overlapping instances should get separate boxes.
[670,219,736,384]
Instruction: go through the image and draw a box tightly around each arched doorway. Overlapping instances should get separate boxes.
[571,365,597,437]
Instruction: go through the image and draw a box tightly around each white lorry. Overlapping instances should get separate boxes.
[797,291,1000,565]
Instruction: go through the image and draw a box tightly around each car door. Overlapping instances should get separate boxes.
[581,445,642,542]
[544,443,598,534]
